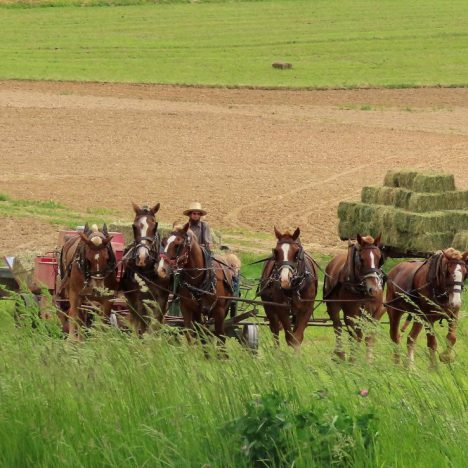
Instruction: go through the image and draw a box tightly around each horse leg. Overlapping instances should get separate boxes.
[292,304,313,350]
[388,306,404,364]
[343,304,363,362]
[264,305,281,347]
[180,298,196,344]
[213,302,228,358]
[128,293,144,335]
[68,291,82,341]
[407,321,423,367]
[425,329,438,369]
[365,302,386,363]
[277,310,294,349]
[327,301,345,360]
[440,313,458,363]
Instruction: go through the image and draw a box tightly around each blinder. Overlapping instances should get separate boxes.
[159,231,192,268]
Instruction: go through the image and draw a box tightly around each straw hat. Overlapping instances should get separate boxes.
[183,202,207,216]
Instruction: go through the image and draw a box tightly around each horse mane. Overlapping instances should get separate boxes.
[134,206,153,216]
[278,229,301,244]
[442,248,463,261]
[359,235,375,245]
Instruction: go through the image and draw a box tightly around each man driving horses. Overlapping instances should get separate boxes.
[183,202,213,252]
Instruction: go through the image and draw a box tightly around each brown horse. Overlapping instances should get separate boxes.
[58,224,117,339]
[156,223,240,342]
[120,202,169,335]
[259,227,318,349]
[386,248,467,365]
[323,234,385,360]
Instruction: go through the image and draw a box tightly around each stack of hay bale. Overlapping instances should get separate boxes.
[338,170,468,256]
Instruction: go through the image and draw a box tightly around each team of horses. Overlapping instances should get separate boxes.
[57,202,467,364]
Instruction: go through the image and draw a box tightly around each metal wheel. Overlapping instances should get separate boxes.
[241,323,259,352]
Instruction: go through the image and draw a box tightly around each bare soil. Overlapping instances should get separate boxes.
[0,80,467,255]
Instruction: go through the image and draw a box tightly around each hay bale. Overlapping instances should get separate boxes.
[272,62,292,69]
[338,201,468,252]
[452,231,468,251]
[361,186,468,212]
[384,170,419,189]
[412,173,455,192]
[361,186,412,209]
[340,170,467,254]
[407,190,468,212]
[383,170,455,192]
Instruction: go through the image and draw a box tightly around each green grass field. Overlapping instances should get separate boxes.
[0,290,466,467]
[1,0,467,88]
[0,240,467,466]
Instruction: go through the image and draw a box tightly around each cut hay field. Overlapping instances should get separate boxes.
[0,0,467,87]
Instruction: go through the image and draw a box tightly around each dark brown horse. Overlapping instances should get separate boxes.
[386,248,467,365]
[259,227,318,349]
[58,224,117,339]
[323,234,385,360]
[120,202,169,335]
[156,223,240,342]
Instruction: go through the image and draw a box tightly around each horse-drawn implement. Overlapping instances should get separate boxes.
[1,205,466,363]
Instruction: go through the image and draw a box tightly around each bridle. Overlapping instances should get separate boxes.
[78,239,116,283]
[128,214,160,267]
[272,239,309,291]
[349,244,385,293]
[159,232,192,271]
[435,256,467,301]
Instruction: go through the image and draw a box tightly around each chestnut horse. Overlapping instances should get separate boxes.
[259,227,318,349]
[58,224,117,339]
[323,234,385,360]
[157,223,240,342]
[120,202,169,335]
[386,248,467,365]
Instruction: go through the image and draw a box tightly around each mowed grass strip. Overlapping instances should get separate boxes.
[0,0,467,87]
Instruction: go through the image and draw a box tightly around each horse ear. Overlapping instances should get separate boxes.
[83,223,91,235]
[374,233,382,246]
[274,226,282,240]
[102,223,109,236]
[151,203,160,215]
[103,235,113,245]
[292,227,300,240]
[356,233,363,245]
[79,231,89,243]
[183,222,190,233]
[131,201,140,214]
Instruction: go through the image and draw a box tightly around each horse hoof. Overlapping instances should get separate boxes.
[439,350,455,363]
[333,351,346,361]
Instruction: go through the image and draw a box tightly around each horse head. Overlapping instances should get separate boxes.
[273,226,302,289]
[441,248,468,309]
[131,202,160,268]
[79,223,114,289]
[157,223,193,279]
[355,233,384,297]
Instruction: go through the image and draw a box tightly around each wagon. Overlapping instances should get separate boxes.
[2,227,260,350]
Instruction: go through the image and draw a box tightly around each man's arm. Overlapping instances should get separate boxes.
[203,222,213,250]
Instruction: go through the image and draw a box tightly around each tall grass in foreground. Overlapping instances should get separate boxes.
[0,300,466,467]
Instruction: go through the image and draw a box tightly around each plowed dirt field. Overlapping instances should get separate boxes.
[1,81,467,255]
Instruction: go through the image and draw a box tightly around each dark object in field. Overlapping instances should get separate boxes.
[272,62,292,69]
